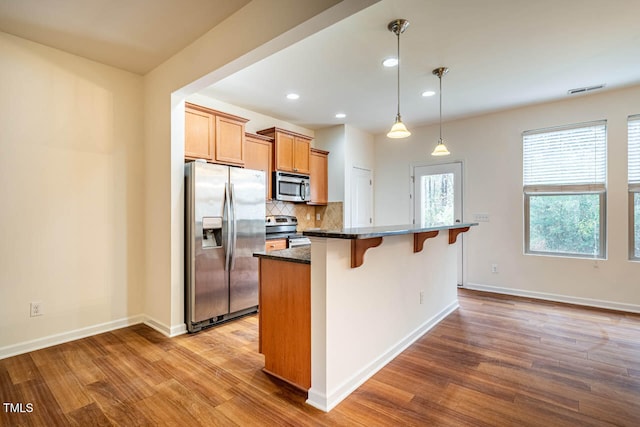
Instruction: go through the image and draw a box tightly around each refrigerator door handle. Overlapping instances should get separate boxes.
[224,182,231,271]
[231,183,238,270]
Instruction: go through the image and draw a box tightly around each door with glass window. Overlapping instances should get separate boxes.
[413,162,463,284]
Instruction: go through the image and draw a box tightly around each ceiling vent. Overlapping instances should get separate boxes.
[567,84,606,95]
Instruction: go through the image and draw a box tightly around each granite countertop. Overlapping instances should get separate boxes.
[253,246,310,264]
[303,222,478,240]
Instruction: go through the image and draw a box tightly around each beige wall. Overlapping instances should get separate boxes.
[0,32,144,354]
[375,85,640,310]
[0,1,378,355]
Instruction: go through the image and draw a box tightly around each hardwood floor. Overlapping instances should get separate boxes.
[2,289,639,426]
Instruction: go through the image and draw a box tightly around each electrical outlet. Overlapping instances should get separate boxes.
[419,291,424,304]
[30,302,43,317]
[473,213,490,222]
[316,213,321,221]
[306,213,311,220]
[491,264,498,273]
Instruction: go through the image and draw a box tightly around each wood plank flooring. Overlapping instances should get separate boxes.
[2,289,640,426]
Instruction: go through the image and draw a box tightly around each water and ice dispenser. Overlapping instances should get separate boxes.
[202,217,223,248]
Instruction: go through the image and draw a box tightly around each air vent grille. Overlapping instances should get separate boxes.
[568,84,606,95]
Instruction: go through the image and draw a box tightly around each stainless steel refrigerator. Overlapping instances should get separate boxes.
[185,161,265,332]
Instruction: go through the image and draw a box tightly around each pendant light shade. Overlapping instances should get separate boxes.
[431,140,450,156]
[388,115,411,139]
[431,67,451,156]
[387,19,410,139]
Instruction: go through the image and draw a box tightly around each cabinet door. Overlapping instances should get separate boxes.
[309,149,328,205]
[215,116,245,166]
[245,136,273,200]
[275,132,295,172]
[293,137,311,174]
[185,107,214,160]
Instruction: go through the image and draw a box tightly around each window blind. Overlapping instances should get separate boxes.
[629,115,640,187]
[523,121,607,187]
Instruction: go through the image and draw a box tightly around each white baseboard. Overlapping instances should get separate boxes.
[0,314,145,360]
[144,317,187,337]
[306,300,459,412]
[463,283,640,314]
[0,315,188,360]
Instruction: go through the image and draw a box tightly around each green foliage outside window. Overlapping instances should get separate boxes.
[421,173,454,226]
[529,194,600,256]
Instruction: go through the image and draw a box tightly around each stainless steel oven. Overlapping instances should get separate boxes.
[265,215,311,248]
[273,171,310,202]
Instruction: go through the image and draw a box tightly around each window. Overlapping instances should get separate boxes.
[420,173,454,226]
[629,115,640,260]
[523,121,607,258]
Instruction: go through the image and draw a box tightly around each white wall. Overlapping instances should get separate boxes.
[308,232,458,410]
[315,125,346,201]
[315,124,375,227]
[0,32,144,354]
[344,125,375,227]
[143,0,377,334]
[375,85,640,310]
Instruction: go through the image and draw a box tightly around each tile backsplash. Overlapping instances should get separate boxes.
[266,201,343,231]
[314,202,343,230]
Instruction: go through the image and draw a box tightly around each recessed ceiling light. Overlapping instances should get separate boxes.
[422,90,436,97]
[286,93,300,100]
[382,57,398,67]
[335,113,346,119]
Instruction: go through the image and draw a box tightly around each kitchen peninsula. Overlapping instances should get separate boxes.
[254,222,476,412]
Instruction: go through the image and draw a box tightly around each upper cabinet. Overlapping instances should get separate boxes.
[185,104,215,161]
[244,132,274,200]
[185,103,248,166]
[257,127,311,175]
[308,148,329,205]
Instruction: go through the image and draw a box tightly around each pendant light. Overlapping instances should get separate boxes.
[387,19,411,139]
[431,67,451,156]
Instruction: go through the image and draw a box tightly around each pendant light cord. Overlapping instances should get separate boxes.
[396,30,401,118]
[439,72,442,141]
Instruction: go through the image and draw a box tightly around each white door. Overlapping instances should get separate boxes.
[413,162,463,285]
[351,167,373,227]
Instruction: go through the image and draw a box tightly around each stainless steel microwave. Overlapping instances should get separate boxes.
[273,171,310,202]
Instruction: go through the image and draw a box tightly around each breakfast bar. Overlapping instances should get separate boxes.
[254,222,476,412]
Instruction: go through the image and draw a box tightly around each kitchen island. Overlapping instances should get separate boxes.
[254,222,476,411]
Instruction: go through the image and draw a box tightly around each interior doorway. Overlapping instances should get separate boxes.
[413,162,463,285]
[351,167,373,227]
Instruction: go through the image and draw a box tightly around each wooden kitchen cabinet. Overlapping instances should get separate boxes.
[185,104,215,161]
[258,258,310,390]
[244,132,274,200]
[257,127,311,174]
[308,148,329,205]
[185,103,248,166]
[265,238,287,251]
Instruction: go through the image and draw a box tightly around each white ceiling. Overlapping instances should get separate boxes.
[0,0,251,74]
[202,0,640,134]
[1,0,639,134]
